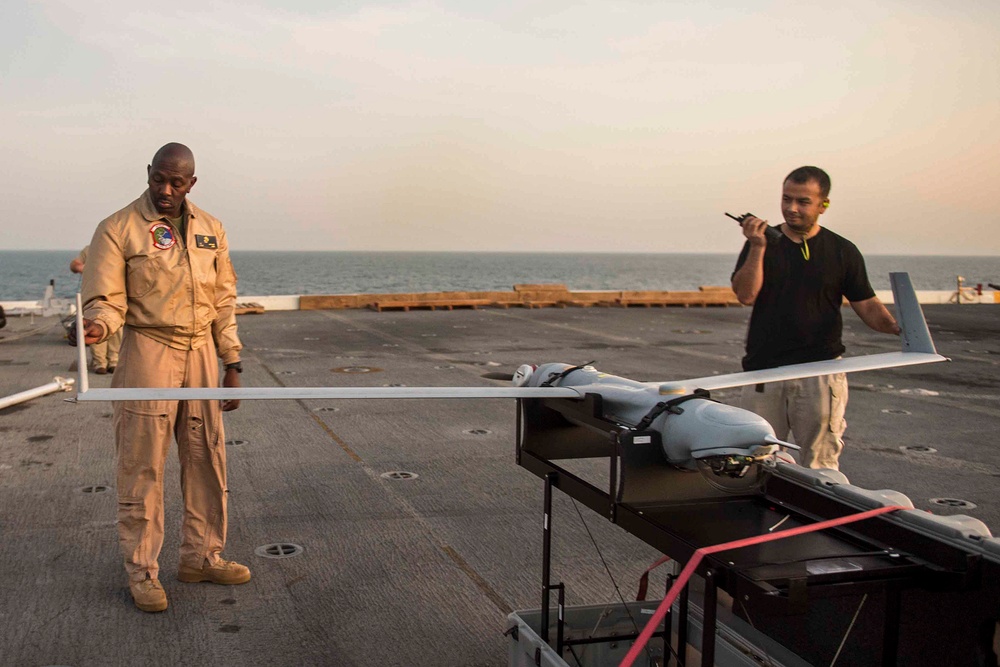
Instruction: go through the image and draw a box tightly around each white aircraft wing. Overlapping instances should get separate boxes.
[656,352,945,394]
[74,386,582,402]
[71,296,580,402]
[73,272,946,402]
[656,272,948,395]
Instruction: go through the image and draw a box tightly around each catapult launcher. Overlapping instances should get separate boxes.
[506,276,1000,667]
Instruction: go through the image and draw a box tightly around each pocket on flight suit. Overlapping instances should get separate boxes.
[178,409,222,466]
[177,408,228,524]
[115,405,170,485]
[827,374,848,435]
[125,256,162,299]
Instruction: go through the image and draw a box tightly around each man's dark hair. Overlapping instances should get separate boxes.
[784,166,830,198]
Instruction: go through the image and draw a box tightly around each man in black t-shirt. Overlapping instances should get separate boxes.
[731,166,900,470]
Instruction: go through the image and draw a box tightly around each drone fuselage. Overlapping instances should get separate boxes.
[520,362,778,471]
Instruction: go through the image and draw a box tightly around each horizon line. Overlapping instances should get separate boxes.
[4,248,1000,258]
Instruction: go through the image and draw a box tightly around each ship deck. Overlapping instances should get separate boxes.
[1,304,998,666]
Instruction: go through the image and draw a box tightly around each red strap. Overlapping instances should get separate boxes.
[618,505,908,667]
[635,555,672,601]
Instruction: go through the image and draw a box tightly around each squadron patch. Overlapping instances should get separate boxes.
[149,223,176,250]
[195,235,218,249]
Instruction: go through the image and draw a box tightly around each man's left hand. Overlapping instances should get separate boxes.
[222,368,241,412]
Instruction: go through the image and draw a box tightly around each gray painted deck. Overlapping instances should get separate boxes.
[1,304,998,666]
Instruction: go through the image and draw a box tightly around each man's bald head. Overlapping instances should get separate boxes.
[147,143,198,217]
[151,143,195,176]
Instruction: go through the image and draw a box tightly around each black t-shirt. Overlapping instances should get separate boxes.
[733,227,876,371]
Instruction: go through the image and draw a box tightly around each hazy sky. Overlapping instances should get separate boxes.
[3,1,999,254]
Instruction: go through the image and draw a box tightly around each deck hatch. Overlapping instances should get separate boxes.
[331,366,382,374]
[380,471,419,480]
[254,543,304,559]
[930,498,977,509]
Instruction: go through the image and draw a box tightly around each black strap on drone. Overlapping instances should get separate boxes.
[633,388,713,431]
[539,360,596,387]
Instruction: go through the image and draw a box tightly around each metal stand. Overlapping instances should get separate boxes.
[677,583,689,666]
[538,470,672,665]
[701,570,718,667]
[664,573,674,666]
[541,472,557,647]
[517,395,1000,667]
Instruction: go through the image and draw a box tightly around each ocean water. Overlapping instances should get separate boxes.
[1,250,997,301]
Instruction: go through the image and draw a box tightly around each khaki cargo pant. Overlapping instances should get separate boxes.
[91,327,123,370]
[112,328,228,583]
[740,372,849,470]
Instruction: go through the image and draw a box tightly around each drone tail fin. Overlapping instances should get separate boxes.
[891,272,938,355]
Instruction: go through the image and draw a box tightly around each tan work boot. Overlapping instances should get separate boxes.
[178,559,251,585]
[129,576,168,613]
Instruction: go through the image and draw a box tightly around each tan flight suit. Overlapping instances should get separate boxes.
[73,246,123,370]
[90,328,122,371]
[82,191,241,584]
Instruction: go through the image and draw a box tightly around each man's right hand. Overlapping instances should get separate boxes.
[741,215,771,247]
[68,318,106,347]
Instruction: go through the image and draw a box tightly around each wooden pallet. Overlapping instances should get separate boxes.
[235,302,265,315]
[368,299,496,312]
[297,286,742,312]
[512,283,574,309]
[618,289,741,308]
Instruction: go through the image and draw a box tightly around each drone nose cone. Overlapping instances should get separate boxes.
[512,364,535,387]
[660,399,775,468]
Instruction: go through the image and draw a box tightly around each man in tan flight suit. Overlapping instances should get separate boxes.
[70,246,122,374]
[70,143,249,613]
